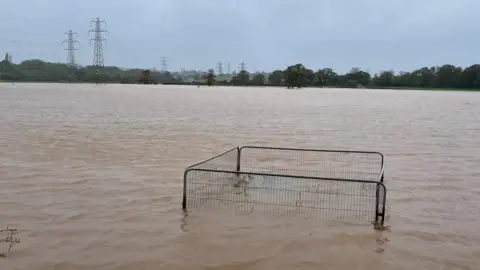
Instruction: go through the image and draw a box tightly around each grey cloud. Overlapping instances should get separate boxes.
[0,0,478,73]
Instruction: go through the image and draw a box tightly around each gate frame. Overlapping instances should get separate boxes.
[182,146,386,225]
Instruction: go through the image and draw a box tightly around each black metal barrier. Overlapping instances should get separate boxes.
[183,146,386,226]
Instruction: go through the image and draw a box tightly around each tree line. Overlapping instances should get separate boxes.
[1,56,480,90]
[209,64,480,90]
[0,58,181,84]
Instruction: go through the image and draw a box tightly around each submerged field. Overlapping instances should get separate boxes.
[1,83,479,270]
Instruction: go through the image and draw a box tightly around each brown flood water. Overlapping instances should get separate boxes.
[0,83,479,270]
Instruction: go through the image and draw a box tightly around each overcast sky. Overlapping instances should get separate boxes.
[0,0,478,73]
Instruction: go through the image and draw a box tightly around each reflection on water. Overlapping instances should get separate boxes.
[180,209,189,232]
[0,83,479,270]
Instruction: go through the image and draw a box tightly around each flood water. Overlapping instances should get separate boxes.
[1,83,479,270]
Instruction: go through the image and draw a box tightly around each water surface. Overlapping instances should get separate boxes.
[0,83,479,270]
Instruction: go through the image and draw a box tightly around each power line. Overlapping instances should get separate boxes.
[88,17,108,67]
[216,61,223,74]
[160,57,168,72]
[62,30,79,67]
[239,61,246,71]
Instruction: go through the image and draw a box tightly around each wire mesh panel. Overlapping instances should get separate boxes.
[183,169,386,223]
[182,146,387,225]
[239,146,384,182]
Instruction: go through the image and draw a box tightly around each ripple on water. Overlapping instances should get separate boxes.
[0,84,479,270]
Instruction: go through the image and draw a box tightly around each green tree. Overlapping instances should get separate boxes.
[345,68,371,87]
[304,68,315,86]
[268,70,283,86]
[139,69,152,84]
[251,73,266,85]
[435,64,462,88]
[205,69,216,86]
[0,59,23,81]
[314,68,337,86]
[283,63,308,88]
[459,64,480,88]
[372,70,394,87]
[408,67,436,88]
[231,69,250,86]
[238,70,250,85]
